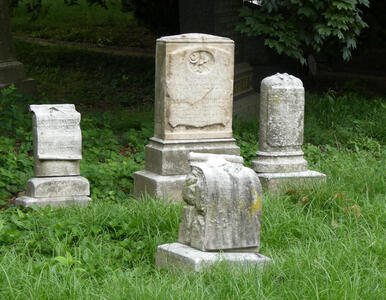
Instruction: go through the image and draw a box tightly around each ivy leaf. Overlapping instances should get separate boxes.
[298,7,315,17]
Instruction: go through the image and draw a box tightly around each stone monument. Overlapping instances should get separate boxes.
[156,152,271,271]
[0,0,36,94]
[178,0,266,119]
[134,33,240,202]
[15,104,92,207]
[252,73,326,191]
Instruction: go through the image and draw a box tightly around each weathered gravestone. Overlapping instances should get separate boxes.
[15,104,92,207]
[252,73,326,191]
[0,0,36,94]
[156,153,271,271]
[179,0,267,119]
[134,33,240,202]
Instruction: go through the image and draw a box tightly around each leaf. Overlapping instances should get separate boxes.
[54,256,69,266]
[298,7,315,17]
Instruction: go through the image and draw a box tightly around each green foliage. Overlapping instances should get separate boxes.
[0,87,34,200]
[233,119,259,167]
[11,0,156,49]
[14,40,154,107]
[11,0,179,34]
[238,0,370,64]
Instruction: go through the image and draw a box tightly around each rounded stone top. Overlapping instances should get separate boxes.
[157,33,234,44]
[261,73,303,88]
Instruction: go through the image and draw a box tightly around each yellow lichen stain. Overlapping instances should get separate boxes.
[238,201,244,207]
[250,189,262,217]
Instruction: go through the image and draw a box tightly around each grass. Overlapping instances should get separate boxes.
[11,0,155,48]
[15,40,155,108]
[0,38,385,298]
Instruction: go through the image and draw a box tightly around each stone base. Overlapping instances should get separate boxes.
[14,195,91,208]
[134,170,186,202]
[252,150,309,173]
[257,170,326,192]
[145,137,240,175]
[26,176,90,198]
[156,243,271,272]
[15,176,92,207]
[0,77,37,95]
[134,137,241,201]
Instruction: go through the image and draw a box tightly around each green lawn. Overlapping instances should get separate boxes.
[0,39,385,298]
[11,0,155,49]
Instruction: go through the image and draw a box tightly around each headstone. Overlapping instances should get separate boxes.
[179,0,265,119]
[0,0,36,94]
[134,34,240,201]
[156,153,271,271]
[15,104,92,207]
[252,73,326,191]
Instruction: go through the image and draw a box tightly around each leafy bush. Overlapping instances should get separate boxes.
[238,0,369,64]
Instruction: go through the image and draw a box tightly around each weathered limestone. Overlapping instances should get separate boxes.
[134,34,240,201]
[156,243,270,272]
[15,104,91,207]
[252,73,326,191]
[156,153,271,271]
[0,0,36,94]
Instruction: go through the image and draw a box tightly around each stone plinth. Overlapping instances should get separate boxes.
[134,34,240,202]
[252,74,326,191]
[257,171,326,192]
[156,243,271,271]
[0,0,36,94]
[156,153,271,271]
[15,104,91,208]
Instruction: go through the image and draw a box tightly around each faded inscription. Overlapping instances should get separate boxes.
[166,47,232,129]
[267,89,304,147]
[30,104,82,160]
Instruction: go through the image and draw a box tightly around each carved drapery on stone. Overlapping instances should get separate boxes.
[178,152,263,252]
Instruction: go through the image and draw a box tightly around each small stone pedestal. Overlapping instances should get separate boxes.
[15,104,91,208]
[156,153,271,271]
[0,0,36,94]
[134,34,240,201]
[252,73,326,192]
[156,243,271,271]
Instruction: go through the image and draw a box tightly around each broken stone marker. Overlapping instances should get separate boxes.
[156,152,271,271]
[134,34,240,201]
[252,73,326,191]
[0,0,36,94]
[15,104,92,207]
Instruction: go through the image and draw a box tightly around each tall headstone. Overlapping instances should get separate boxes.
[156,153,271,271]
[0,0,36,94]
[134,34,240,201]
[252,73,326,191]
[15,104,92,207]
[179,0,266,119]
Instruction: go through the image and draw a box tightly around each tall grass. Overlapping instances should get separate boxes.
[0,42,384,298]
